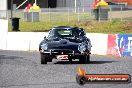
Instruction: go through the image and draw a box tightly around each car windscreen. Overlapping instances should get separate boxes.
[54,29,79,38]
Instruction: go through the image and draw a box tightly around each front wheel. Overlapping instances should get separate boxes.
[79,55,90,64]
[41,54,47,64]
[87,54,90,63]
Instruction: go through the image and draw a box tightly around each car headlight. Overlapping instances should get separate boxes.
[41,44,48,50]
[78,44,86,52]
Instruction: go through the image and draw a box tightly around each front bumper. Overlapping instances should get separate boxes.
[40,49,90,57]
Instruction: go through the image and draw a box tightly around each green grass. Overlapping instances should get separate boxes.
[8,11,132,33]
[8,20,132,34]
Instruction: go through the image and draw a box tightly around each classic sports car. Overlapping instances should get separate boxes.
[39,26,92,64]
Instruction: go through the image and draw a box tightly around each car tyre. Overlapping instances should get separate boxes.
[69,57,72,63]
[87,54,90,63]
[41,54,47,64]
[79,55,90,64]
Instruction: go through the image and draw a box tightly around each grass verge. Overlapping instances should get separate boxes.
[8,20,132,34]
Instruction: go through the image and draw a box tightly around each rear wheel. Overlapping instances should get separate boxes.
[41,54,47,64]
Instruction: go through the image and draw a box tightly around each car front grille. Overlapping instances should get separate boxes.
[49,45,78,51]
[50,49,80,55]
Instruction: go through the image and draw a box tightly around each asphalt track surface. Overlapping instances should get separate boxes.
[0,50,132,88]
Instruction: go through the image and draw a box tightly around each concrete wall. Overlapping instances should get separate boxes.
[0,19,8,50]
[86,33,108,55]
[6,32,46,51]
[0,31,132,57]
[5,32,108,55]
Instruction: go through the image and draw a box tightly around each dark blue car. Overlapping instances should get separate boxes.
[39,26,92,64]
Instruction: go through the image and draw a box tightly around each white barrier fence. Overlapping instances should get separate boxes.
[0,19,8,50]
[6,32,46,51]
[86,33,108,55]
[3,32,108,55]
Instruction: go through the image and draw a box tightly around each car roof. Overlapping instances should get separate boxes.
[52,26,79,30]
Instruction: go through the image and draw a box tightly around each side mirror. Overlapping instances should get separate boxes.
[80,28,84,31]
